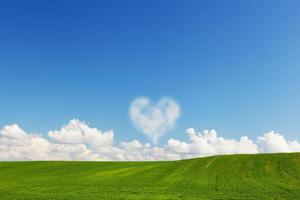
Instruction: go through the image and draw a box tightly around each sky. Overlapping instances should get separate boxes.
[1,1,300,160]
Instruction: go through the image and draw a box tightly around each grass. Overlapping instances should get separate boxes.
[0,153,299,199]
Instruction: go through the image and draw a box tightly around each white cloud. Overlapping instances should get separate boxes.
[0,124,52,160]
[167,128,259,157]
[129,97,180,144]
[257,131,300,153]
[0,119,299,161]
[48,119,114,149]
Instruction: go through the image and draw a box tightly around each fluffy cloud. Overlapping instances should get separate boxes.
[129,97,180,144]
[257,131,300,153]
[166,129,258,157]
[0,119,299,161]
[0,124,52,160]
[48,119,114,149]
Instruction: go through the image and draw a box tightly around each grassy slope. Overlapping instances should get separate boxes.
[0,153,299,200]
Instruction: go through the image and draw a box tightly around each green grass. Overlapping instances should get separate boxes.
[0,153,299,200]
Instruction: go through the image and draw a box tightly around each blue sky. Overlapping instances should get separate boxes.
[1,0,300,145]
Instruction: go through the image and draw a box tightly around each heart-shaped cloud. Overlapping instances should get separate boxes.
[129,97,180,144]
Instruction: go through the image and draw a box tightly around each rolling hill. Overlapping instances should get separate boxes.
[0,153,299,199]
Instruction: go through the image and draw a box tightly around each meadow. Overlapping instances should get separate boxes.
[0,153,299,200]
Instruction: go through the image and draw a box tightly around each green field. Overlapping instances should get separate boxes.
[0,153,299,200]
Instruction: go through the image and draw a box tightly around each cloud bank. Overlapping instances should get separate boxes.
[1,119,299,161]
[130,97,180,144]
